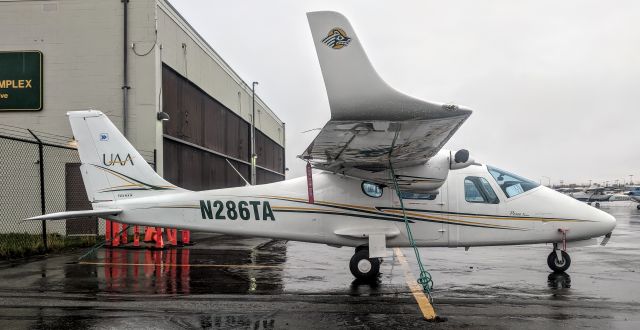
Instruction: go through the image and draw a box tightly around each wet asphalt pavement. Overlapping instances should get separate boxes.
[0,204,639,329]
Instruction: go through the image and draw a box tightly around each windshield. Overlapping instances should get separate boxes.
[487,165,540,198]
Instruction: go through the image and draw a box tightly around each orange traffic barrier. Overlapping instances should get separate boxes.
[170,228,178,246]
[133,226,140,247]
[181,230,190,245]
[144,226,155,242]
[155,227,164,249]
[121,225,128,244]
[105,219,112,247]
[112,222,120,247]
[165,228,174,246]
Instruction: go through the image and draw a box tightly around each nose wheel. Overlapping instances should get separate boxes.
[548,228,572,272]
[547,249,571,272]
[349,248,381,281]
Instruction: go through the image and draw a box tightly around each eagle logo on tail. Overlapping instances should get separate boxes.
[322,28,351,49]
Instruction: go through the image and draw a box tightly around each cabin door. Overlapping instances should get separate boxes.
[391,187,447,242]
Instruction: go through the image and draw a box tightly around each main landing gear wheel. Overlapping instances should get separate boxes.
[547,250,571,273]
[349,249,380,281]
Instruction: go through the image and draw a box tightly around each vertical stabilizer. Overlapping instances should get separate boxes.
[68,110,181,202]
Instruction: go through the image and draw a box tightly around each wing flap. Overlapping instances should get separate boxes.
[302,114,469,172]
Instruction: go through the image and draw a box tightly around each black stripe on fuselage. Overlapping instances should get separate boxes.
[272,209,415,223]
[375,206,591,222]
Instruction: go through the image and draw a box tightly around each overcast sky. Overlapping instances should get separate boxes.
[169,0,640,186]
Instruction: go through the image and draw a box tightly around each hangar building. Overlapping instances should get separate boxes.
[0,0,285,237]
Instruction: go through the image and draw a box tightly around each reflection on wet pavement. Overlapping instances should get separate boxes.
[547,272,571,290]
[62,237,289,295]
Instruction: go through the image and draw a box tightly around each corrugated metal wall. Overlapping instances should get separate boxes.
[162,65,284,191]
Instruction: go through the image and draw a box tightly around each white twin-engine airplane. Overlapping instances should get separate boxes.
[30,12,615,281]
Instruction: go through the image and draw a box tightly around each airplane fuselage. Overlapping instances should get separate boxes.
[105,164,615,249]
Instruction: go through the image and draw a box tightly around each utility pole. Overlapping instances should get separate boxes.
[630,175,634,185]
[251,82,259,185]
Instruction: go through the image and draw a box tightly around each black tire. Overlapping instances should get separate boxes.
[355,245,368,254]
[547,250,571,273]
[349,249,380,281]
[636,204,640,210]
[595,202,600,208]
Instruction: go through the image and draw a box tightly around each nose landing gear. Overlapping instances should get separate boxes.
[548,228,571,272]
[349,247,381,281]
[547,248,571,272]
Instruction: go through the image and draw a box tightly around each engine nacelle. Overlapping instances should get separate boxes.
[360,149,475,193]
[391,150,450,193]
[450,149,475,170]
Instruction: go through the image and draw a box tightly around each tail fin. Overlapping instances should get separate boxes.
[307,11,449,121]
[68,110,181,202]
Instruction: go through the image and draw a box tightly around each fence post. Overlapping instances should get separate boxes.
[28,130,47,251]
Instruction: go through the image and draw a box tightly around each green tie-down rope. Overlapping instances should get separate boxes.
[388,160,434,298]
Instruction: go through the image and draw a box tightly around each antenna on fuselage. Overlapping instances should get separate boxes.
[226,159,251,186]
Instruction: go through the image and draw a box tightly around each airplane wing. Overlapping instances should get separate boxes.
[303,11,472,176]
[24,209,122,221]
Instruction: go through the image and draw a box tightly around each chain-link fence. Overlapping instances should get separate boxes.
[0,125,107,258]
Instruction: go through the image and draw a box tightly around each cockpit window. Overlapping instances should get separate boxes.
[464,176,500,204]
[487,165,539,198]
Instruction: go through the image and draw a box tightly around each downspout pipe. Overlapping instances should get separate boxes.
[122,0,130,137]
[251,82,258,185]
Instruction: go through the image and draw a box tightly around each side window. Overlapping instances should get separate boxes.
[399,191,437,200]
[465,178,486,203]
[362,181,383,198]
[464,176,500,204]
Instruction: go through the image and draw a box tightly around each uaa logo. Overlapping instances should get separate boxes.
[322,28,351,49]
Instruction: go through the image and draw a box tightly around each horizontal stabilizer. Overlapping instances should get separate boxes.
[24,209,122,221]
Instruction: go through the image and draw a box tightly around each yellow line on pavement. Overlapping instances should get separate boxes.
[394,247,437,321]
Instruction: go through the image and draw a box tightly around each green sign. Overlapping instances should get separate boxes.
[0,51,43,111]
